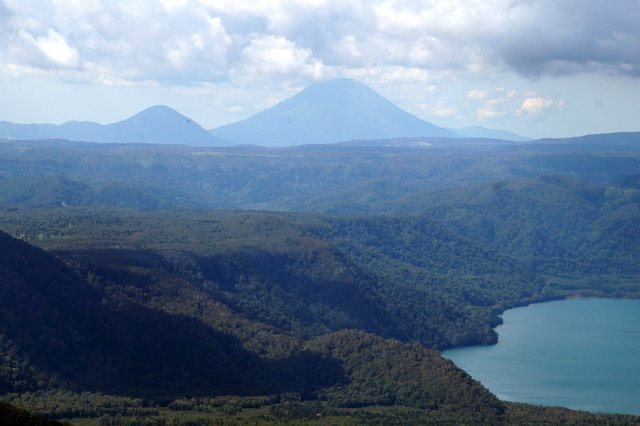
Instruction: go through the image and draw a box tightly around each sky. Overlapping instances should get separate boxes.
[1,0,639,139]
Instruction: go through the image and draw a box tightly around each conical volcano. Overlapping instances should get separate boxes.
[210,78,458,146]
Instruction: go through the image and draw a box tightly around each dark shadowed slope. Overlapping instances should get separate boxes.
[0,230,344,396]
[0,401,68,425]
[210,78,458,146]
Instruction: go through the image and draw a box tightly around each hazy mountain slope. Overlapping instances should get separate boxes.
[210,78,458,146]
[94,105,226,145]
[1,135,639,212]
[534,131,640,150]
[0,122,56,139]
[453,126,530,141]
[44,121,104,142]
[0,106,227,147]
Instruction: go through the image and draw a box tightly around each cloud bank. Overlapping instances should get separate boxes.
[2,0,639,87]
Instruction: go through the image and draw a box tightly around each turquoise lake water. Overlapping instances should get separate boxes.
[443,298,640,415]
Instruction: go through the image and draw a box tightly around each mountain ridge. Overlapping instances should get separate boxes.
[0,105,228,147]
[452,126,530,141]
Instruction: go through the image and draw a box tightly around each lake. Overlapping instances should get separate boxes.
[443,298,640,415]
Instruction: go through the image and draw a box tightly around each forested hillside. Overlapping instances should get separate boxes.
[398,175,640,289]
[0,230,347,396]
[0,210,510,349]
[0,229,519,423]
[1,225,637,424]
[1,133,638,212]
[0,132,639,423]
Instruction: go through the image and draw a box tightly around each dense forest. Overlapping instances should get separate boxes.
[0,133,638,212]
[1,133,639,424]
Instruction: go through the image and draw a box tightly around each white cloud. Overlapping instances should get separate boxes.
[467,89,489,99]
[33,29,79,68]
[477,107,503,120]
[505,89,519,99]
[327,35,363,65]
[242,35,311,74]
[0,0,638,137]
[468,87,561,122]
[516,97,555,119]
[235,35,329,81]
[3,25,80,71]
[158,0,188,13]
[375,66,434,84]
[224,105,243,113]
[469,89,510,121]
[373,1,423,34]
[2,0,638,87]
[1,1,235,83]
[429,104,458,118]
[162,16,232,74]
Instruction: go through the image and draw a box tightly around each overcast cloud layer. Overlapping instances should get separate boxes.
[1,0,639,137]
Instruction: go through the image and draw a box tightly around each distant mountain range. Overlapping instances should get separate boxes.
[0,105,227,147]
[451,126,530,141]
[1,131,637,212]
[1,79,530,146]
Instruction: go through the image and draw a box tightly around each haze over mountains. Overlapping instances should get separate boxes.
[452,126,530,142]
[1,79,531,147]
[0,105,226,147]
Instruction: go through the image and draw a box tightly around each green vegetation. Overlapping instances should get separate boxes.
[0,134,639,423]
[0,208,550,349]
[399,175,640,290]
[1,202,639,423]
[1,135,639,213]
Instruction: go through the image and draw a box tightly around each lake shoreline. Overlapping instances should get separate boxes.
[443,298,640,416]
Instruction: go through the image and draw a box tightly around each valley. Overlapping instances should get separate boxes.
[0,128,639,423]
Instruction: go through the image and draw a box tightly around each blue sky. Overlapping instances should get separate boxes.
[1,0,639,138]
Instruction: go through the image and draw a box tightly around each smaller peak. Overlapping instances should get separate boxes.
[130,105,189,122]
[139,105,179,114]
